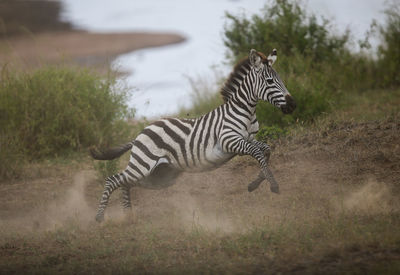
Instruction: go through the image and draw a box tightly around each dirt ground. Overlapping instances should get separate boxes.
[0,118,399,274]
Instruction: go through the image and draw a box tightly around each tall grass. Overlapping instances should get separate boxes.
[0,66,134,179]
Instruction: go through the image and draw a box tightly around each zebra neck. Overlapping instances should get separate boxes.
[229,94,256,114]
[220,58,257,105]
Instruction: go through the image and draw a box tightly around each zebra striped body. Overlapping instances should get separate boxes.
[92,49,296,222]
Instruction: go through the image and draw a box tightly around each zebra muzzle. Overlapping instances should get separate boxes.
[281,95,296,114]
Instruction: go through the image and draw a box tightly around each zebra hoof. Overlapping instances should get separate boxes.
[270,185,280,194]
[95,214,104,223]
[248,180,262,192]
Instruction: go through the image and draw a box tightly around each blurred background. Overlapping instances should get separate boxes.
[0,0,392,118]
[1,2,400,274]
[60,0,388,117]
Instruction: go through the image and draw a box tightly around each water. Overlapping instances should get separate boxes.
[60,0,386,118]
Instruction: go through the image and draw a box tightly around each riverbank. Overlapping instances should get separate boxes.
[0,0,185,73]
[0,31,185,73]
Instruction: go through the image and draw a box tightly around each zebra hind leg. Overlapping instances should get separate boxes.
[121,184,132,210]
[96,172,128,222]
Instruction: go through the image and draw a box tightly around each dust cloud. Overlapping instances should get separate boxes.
[341,178,398,214]
[0,171,97,233]
[169,191,237,233]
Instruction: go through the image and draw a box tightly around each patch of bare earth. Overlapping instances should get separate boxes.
[0,119,399,273]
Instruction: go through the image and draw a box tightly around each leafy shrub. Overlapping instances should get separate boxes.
[256,125,287,141]
[0,66,134,161]
[224,0,350,64]
[222,0,395,128]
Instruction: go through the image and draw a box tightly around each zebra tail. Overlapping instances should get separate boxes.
[90,142,133,160]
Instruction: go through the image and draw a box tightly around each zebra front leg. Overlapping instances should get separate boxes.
[251,140,271,163]
[248,171,264,192]
[248,140,272,192]
[96,173,126,222]
[223,137,279,194]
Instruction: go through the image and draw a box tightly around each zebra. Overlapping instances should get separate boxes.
[91,49,296,222]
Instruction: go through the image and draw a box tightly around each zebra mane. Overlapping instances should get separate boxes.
[220,57,252,103]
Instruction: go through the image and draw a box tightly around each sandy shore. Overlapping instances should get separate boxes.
[0,0,185,73]
[0,31,185,73]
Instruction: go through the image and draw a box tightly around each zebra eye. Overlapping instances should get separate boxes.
[266,78,274,85]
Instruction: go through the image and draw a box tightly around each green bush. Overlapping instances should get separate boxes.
[224,0,349,64]
[256,125,287,141]
[0,66,134,160]
[222,0,396,128]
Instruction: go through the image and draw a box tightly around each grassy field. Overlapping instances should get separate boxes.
[0,88,399,274]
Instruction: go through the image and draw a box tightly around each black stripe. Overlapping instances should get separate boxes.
[224,116,242,130]
[133,140,158,161]
[214,107,221,142]
[196,113,210,163]
[267,91,280,101]
[125,169,138,180]
[271,94,283,101]
[121,172,128,183]
[234,92,252,114]
[203,109,215,158]
[141,128,182,167]
[226,105,248,129]
[128,162,144,178]
[231,77,241,88]
[153,121,189,167]
[131,152,150,170]
[167,118,191,135]
[180,118,195,126]
[223,134,240,150]
[224,125,241,135]
[230,102,250,120]
[189,119,202,166]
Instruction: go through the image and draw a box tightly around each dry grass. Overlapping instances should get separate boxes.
[0,89,400,274]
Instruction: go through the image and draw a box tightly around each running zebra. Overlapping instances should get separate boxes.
[91,49,296,222]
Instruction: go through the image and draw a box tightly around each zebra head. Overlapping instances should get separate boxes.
[249,49,296,114]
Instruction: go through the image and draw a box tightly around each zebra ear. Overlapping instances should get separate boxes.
[267,49,277,66]
[249,49,262,68]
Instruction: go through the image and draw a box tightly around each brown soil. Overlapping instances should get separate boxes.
[0,118,399,274]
